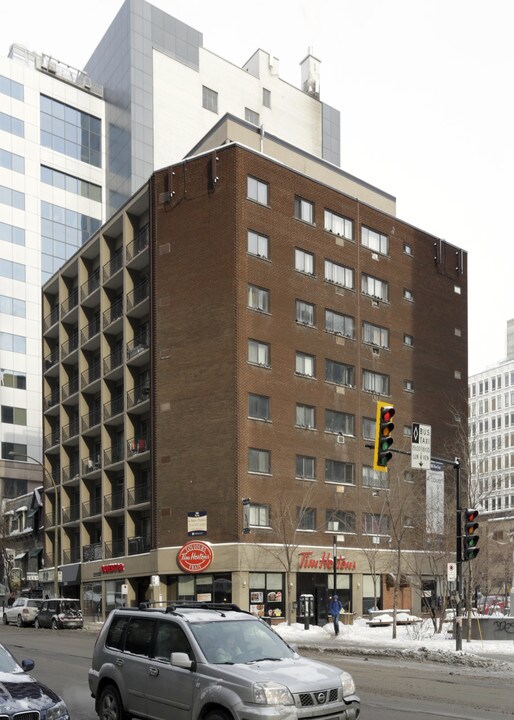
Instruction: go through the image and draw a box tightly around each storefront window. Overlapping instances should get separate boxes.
[249,572,284,619]
[362,574,382,613]
[177,573,232,603]
[328,573,352,613]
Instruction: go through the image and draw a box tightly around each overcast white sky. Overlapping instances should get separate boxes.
[1,0,513,375]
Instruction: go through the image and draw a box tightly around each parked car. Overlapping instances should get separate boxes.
[0,639,70,720]
[477,594,508,615]
[34,598,83,629]
[3,597,42,626]
[89,602,360,720]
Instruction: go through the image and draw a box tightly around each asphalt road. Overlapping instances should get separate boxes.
[0,625,512,720]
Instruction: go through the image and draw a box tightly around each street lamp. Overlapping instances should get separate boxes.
[8,451,59,597]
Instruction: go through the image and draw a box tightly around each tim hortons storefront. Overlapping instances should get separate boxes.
[80,541,422,621]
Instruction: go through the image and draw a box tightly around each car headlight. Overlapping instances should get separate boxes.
[46,700,69,720]
[253,681,294,705]
[340,671,356,696]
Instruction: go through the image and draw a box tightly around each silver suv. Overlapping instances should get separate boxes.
[88,602,360,720]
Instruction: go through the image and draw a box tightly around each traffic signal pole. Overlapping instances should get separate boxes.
[454,457,463,652]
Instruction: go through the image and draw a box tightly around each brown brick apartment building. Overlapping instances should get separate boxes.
[42,133,467,621]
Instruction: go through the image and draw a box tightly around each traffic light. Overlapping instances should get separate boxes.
[373,402,395,472]
[462,509,480,560]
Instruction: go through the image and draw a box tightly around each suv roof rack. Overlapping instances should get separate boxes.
[136,601,244,614]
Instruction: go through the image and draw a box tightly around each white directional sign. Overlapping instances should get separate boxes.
[447,562,456,582]
[411,422,432,469]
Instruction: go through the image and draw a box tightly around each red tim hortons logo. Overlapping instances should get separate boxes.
[177,541,213,573]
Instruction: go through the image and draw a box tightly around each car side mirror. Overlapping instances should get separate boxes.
[21,659,35,672]
[170,652,195,671]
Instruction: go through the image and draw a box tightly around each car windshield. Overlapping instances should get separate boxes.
[190,619,296,664]
[0,645,23,673]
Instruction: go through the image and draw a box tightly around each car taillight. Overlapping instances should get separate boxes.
[22,609,29,615]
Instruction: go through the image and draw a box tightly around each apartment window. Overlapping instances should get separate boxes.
[295,248,314,275]
[0,111,24,138]
[0,332,25,354]
[0,185,24,210]
[202,85,218,112]
[248,394,270,421]
[1,442,27,461]
[2,477,28,498]
[362,465,389,489]
[296,455,316,480]
[297,507,316,531]
[0,260,25,283]
[404,334,414,347]
[248,284,269,312]
[41,165,101,202]
[40,95,101,167]
[325,359,355,387]
[324,210,353,239]
[296,403,315,428]
[362,513,389,535]
[0,222,25,246]
[403,288,414,301]
[325,459,355,484]
[247,230,269,259]
[248,448,270,474]
[0,296,25,318]
[362,321,389,348]
[326,510,356,533]
[1,406,27,425]
[404,379,414,392]
[325,409,354,436]
[362,417,375,440]
[403,243,413,255]
[247,176,269,205]
[296,300,315,326]
[262,88,271,108]
[361,226,388,255]
[0,149,24,174]
[249,503,270,527]
[324,260,354,289]
[0,75,24,101]
[0,371,26,389]
[248,339,270,367]
[295,196,314,224]
[245,108,260,126]
[296,352,315,378]
[325,310,355,338]
[362,370,390,395]
[361,274,388,301]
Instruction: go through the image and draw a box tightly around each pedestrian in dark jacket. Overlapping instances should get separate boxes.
[329,593,343,636]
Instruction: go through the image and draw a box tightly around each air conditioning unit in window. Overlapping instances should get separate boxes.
[328,521,340,532]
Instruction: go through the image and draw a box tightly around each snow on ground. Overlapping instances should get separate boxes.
[274,615,514,660]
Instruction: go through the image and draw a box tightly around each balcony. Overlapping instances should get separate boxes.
[81,407,102,434]
[105,538,125,559]
[103,298,123,332]
[80,268,100,303]
[81,361,101,391]
[63,547,81,564]
[126,225,149,266]
[126,334,149,365]
[126,280,149,317]
[103,347,124,378]
[43,306,59,334]
[81,317,101,348]
[61,331,79,360]
[43,429,60,452]
[103,445,125,468]
[127,385,150,411]
[44,388,60,412]
[127,482,150,506]
[104,491,124,513]
[62,418,79,443]
[61,504,80,524]
[62,464,80,485]
[103,248,123,285]
[62,376,79,404]
[127,436,149,461]
[104,396,124,423]
[82,455,101,475]
[83,542,102,562]
[127,536,151,556]
[82,498,102,519]
[61,288,78,319]
[43,348,59,375]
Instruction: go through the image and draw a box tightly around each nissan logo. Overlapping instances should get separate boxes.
[316,692,326,704]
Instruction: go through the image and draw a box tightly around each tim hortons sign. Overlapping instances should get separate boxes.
[177,541,213,573]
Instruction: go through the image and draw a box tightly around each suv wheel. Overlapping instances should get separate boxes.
[51,618,59,630]
[98,684,127,720]
[16,614,23,627]
[2,613,8,625]
[205,711,231,720]
[34,617,41,629]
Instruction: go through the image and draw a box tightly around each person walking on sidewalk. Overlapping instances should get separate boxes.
[329,593,343,636]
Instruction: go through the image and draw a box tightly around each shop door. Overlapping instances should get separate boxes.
[315,585,329,626]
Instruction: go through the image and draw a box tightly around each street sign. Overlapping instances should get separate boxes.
[447,562,456,582]
[411,422,432,469]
